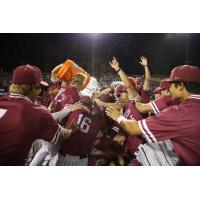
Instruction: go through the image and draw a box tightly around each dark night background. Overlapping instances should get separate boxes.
[0,33,200,78]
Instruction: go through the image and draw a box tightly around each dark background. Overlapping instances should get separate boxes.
[0,33,199,77]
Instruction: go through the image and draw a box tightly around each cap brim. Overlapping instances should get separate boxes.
[154,86,162,93]
[40,80,49,87]
[164,78,172,82]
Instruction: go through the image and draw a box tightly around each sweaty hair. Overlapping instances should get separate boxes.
[172,81,200,94]
[184,82,200,94]
[9,84,40,96]
[71,74,85,86]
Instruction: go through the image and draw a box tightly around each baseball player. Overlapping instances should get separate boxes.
[107,57,151,163]
[58,94,108,165]
[135,79,181,115]
[106,65,200,165]
[0,65,73,165]
[35,80,50,108]
[26,101,84,166]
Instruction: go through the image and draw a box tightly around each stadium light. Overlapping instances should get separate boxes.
[90,33,101,76]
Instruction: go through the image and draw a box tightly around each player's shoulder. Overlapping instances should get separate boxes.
[32,103,53,119]
[156,103,181,119]
[161,95,172,101]
[69,108,89,119]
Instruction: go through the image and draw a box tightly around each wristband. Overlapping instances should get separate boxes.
[116,68,121,73]
[116,116,126,124]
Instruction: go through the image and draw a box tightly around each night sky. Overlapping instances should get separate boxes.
[0,33,200,78]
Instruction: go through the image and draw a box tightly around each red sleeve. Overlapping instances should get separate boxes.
[140,88,150,103]
[138,105,181,143]
[149,95,172,114]
[149,96,181,115]
[65,109,84,129]
[36,108,61,144]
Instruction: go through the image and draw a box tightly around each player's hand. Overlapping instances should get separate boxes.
[113,134,126,146]
[139,56,148,67]
[61,128,73,140]
[94,99,103,107]
[109,57,120,72]
[68,102,84,112]
[106,106,121,121]
[118,155,125,166]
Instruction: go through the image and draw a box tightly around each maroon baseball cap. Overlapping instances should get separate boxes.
[128,77,136,87]
[99,93,115,103]
[154,86,162,94]
[80,95,93,106]
[168,65,200,84]
[160,79,170,90]
[40,81,49,87]
[115,84,127,97]
[12,64,42,85]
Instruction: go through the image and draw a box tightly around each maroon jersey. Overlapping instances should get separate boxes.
[149,95,181,115]
[60,108,108,156]
[139,87,150,103]
[41,92,50,107]
[0,93,60,165]
[138,95,200,165]
[124,100,147,121]
[111,100,146,156]
[111,99,147,134]
[123,100,146,155]
[48,82,61,104]
[35,96,48,109]
[50,86,80,112]
[35,92,50,108]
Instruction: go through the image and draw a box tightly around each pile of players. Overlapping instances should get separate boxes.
[0,56,200,166]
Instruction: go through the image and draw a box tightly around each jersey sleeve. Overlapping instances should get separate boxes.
[36,108,61,144]
[140,88,150,103]
[149,95,172,115]
[65,109,83,129]
[138,105,181,144]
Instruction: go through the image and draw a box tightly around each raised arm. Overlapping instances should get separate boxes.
[92,87,113,100]
[139,56,151,90]
[109,57,138,99]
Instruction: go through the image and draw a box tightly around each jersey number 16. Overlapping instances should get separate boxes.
[77,114,92,134]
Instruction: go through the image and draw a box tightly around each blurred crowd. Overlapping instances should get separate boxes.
[0,72,162,101]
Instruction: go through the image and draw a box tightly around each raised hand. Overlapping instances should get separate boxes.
[109,57,120,71]
[139,56,148,67]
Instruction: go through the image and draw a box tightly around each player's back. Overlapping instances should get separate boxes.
[0,96,48,165]
[172,96,200,165]
[60,108,107,157]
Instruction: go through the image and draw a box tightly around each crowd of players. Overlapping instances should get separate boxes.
[0,56,200,166]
